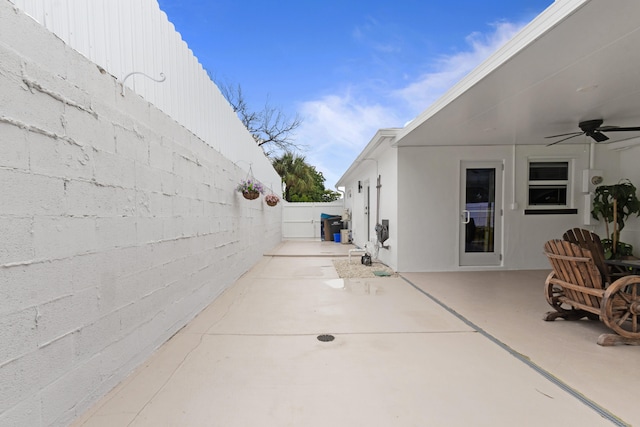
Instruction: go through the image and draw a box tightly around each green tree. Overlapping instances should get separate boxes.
[272,152,316,202]
[307,169,341,202]
[272,152,341,202]
[321,188,343,202]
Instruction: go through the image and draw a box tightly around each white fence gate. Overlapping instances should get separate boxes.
[282,201,345,240]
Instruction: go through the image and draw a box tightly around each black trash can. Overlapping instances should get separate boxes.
[330,219,343,242]
[323,216,342,241]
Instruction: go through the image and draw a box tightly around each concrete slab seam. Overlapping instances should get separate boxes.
[126,333,207,426]
[400,275,629,427]
[202,331,474,337]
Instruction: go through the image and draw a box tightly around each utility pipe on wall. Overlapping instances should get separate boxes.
[362,158,380,224]
[361,158,389,248]
[511,144,517,210]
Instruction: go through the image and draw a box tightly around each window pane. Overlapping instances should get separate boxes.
[529,186,567,205]
[529,162,568,180]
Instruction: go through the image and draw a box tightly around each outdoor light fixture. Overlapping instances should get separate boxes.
[358,181,362,193]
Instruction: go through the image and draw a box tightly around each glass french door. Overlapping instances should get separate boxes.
[459,161,503,266]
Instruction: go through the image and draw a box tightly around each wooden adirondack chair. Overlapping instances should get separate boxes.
[543,239,640,346]
[562,228,612,285]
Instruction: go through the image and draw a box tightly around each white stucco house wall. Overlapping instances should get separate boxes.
[338,0,640,273]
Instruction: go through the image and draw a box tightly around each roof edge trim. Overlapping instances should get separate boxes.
[336,128,399,186]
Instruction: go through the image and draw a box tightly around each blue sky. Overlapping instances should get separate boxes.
[156,0,553,188]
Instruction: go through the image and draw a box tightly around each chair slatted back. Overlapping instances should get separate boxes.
[562,228,611,285]
[544,239,603,309]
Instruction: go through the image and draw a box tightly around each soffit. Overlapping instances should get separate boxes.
[396,0,640,148]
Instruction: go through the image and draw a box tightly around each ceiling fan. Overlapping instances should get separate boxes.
[545,119,640,146]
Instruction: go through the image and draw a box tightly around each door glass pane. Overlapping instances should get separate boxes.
[465,168,495,253]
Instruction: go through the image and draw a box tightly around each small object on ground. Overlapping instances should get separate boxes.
[373,271,391,277]
[332,259,397,278]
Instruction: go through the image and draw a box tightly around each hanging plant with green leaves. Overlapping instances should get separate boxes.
[591,179,640,258]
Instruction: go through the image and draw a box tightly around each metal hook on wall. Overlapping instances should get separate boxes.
[120,71,166,96]
[233,160,254,173]
[233,160,255,181]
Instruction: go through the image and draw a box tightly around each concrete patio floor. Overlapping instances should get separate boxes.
[73,241,638,426]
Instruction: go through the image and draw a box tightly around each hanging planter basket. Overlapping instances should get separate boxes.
[265,194,280,206]
[236,164,264,201]
[243,190,260,200]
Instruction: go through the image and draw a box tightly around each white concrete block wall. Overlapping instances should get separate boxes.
[0,2,281,426]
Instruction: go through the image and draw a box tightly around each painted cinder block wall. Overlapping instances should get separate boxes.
[0,3,281,426]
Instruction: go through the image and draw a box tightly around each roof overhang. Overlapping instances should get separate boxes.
[336,128,399,187]
[395,0,640,149]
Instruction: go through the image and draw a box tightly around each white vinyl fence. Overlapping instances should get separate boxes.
[282,201,346,240]
[8,0,276,184]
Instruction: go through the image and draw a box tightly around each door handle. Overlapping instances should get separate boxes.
[462,210,470,224]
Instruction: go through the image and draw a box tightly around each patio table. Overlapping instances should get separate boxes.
[604,258,640,276]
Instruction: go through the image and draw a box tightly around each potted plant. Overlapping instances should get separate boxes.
[264,193,280,206]
[591,179,640,259]
[236,179,264,200]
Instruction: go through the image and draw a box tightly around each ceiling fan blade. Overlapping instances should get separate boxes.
[598,126,640,132]
[589,131,609,142]
[544,131,583,139]
[546,133,582,146]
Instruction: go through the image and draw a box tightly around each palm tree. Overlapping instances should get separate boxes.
[271,152,316,202]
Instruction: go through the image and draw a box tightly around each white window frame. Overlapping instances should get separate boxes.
[527,159,573,209]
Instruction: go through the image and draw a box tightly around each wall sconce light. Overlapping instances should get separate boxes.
[358,181,362,193]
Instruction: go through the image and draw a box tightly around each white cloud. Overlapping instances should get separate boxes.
[297,20,527,188]
[394,21,524,111]
[295,91,399,188]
